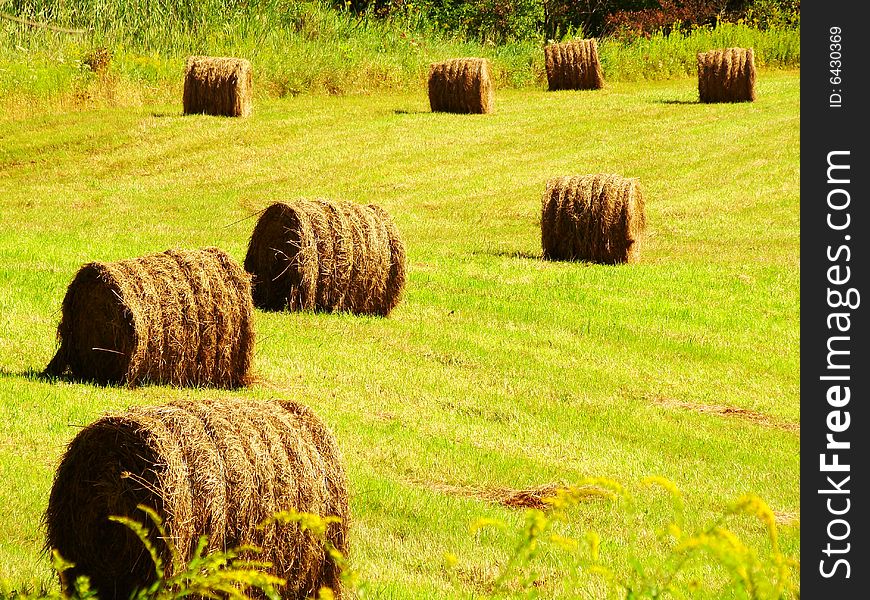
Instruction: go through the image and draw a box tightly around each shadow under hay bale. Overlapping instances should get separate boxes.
[541,174,646,264]
[45,397,350,600]
[544,39,604,91]
[697,47,756,103]
[44,247,254,387]
[244,200,406,316]
[183,56,253,117]
[428,58,495,114]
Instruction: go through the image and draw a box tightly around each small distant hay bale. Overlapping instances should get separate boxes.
[83,46,112,77]
[544,39,604,91]
[244,200,406,316]
[183,56,253,117]
[697,47,756,103]
[44,247,254,387]
[45,397,350,600]
[541,174,646,264]
[428,58,495,114]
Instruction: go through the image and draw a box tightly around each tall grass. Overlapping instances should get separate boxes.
[1,0,798,109]
[601,21,801,81]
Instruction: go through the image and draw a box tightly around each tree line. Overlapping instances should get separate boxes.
[334,0,800,42]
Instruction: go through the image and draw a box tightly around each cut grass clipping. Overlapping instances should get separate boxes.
[427,57,495,114]
[697,47,757,103]
[541,174,646,264]
[45,247,254,387]
[183,56,253,117]
[45,397,350,600]
[544,39,605,91]
[411,480,613,511]
[244,200,407,316]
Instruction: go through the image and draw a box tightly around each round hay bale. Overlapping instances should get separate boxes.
[428,58,495,114]
[541,174,646,264]
[697,47,756,103]
[544,39,604,91]
[44,397,350,600]
[244,200,406,316]
[183,55,253,117]
[44,247,254,387]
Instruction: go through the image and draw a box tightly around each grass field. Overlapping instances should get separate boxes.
[0,69,799,598]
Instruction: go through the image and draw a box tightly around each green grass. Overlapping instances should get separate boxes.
[0,69,799,598]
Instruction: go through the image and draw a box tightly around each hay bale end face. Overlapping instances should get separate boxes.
[244,200,407,316]
[697,47,756,103]
[44,247,254,387]
[45,397,350,600]
[428,58,495,114]
[183,56,253,117]
[541,174,646,264]
[544,39,604,91]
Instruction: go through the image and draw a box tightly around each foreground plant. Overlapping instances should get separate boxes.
[115,506,284,600]
[262,510,362,599]
[465,476,800,599]
[3,505,357,600]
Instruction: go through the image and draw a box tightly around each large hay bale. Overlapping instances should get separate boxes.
[544,39,604,91]
[44,247,254,387]
[541,174,646,264]
[45,397,349,600]
[244,200,406,316]
[183,56,253,117]
[697,47,756,103]
[428,58,495,114]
